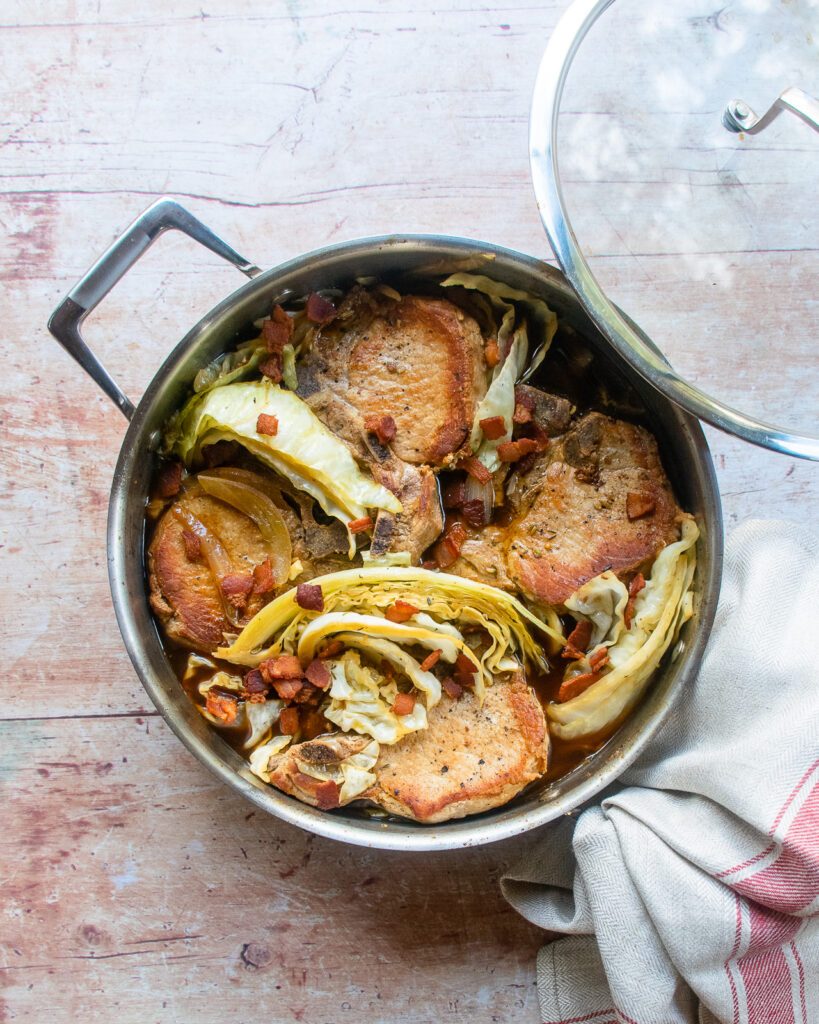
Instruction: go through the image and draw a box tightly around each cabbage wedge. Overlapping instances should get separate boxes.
[548,518,699,741]
[164,380,401,553]
[441,273,558,471]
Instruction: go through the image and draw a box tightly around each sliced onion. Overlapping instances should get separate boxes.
[172,504,242,627]
[463,473,494,527]
[197,470,292,585]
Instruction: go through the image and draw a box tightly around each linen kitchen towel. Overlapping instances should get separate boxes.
[502,520,819,1024]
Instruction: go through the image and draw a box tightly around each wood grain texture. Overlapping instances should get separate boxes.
[1,0,816,1021]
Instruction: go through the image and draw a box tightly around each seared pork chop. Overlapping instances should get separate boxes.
[267,671,549,822]
[451,412,682,605]
[148,490,272,652]
[299,288,487,466]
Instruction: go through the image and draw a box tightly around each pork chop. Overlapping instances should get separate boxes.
[299,287,487,466]
[266,671,549,822]
[451,412,682,605]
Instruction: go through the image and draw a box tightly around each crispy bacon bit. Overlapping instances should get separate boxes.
[556,670,602,703]
[461,499,487,529]
[306,292,337,325]
[260,654,303,681]
[385,600,419,623]
[262,305,293,353]
[304,659,331,690]
[301,709,329,741]
[363,413,397,445]
[206,691,238,724]
[624,572,646,629]
[296,583,324,612]
[272,678,304,701]
[243,669,269,696]
[433,520,469,568]
[589,648,609,672]
[458,456,492,484]
[220,573,254,609]
[259,353,283,383]
[513,402,532,425]
[484,339,500,368]
[497,438,540,463]
[279,707,300,735]
[202,440,240,467]
[442,478,466,510]
[527,423,551,453]
[562,619,593,661]
[515,451,539,476]
[392,692,417,717]
[446,520,467,552]
[347,516,373,535]
[252,557,276,596]
[380,659,395,681]
[421,558,438,571]
[419,649,442,672]
[293,771,340,810]
[442,676,464,700]
[294,681,321,704]
[479,415,507,441]
[455,651,477,687]
[256,413,279,437]
[318,638,345,659]
[181,528,201,562]
[157,460,184,498]
[626,492,657,521]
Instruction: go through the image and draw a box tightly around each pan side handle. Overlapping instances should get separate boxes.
[47,197,262,421]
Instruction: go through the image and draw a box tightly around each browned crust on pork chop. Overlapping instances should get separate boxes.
[148,491,271,652]
[369,672,548,822]
[300,290,487,465]
[506,412,682,604]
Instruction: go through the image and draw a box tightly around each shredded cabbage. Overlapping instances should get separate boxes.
[441,274,558,471]
[564,572,629,649]
[548,518,699,740]
[324,652,428,744]
[292,730,381,803]
[164,380,401,554]
[249,734,293,783]
[244,699,285,749]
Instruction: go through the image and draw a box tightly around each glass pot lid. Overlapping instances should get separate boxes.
[530,0,819,460]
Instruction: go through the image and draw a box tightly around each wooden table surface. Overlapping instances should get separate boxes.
[2,2,816,1021]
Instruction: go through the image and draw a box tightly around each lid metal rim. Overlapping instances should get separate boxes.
[529,0,819,462]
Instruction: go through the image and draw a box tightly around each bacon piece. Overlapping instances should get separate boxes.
[292,771,341,809]
[513,402,532,425]
[296,583,324,612]
[421,559,438,571]
[392,692,417,717]
[385,600,419,623]
[484,339,500,368]
[220,573,254,609]
[306,293,337,325]
[304,659,332,690]
[319,638,345,659]
[262,305,294,353]
[259,353,283,383]
[561,619,593,661]
[460,499,487,529]
[157,460,184,498]
[442,478,466,510]
[458,456,491,484]
[294,682,321,705]
[206,691,238,724]
[364,413,397,445]
[181,528,201,562]
[626,492,656,521]
[556,670,602,703]
[433,520,469,568]
[279,707,300,735]
[419,649,442,672]
[242,669,270,696]
[589,648,609,672]
[260,654,303,681]
[454,651,477,687]
[624,572,646,629]
[272,678,304,701]
[301,709,330,741]
[256,413,279,437]
[479,415,507,441]
[251,557,276,596]
[442,676,463,700]
[497,438,540,463]
[347,516,373,535]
